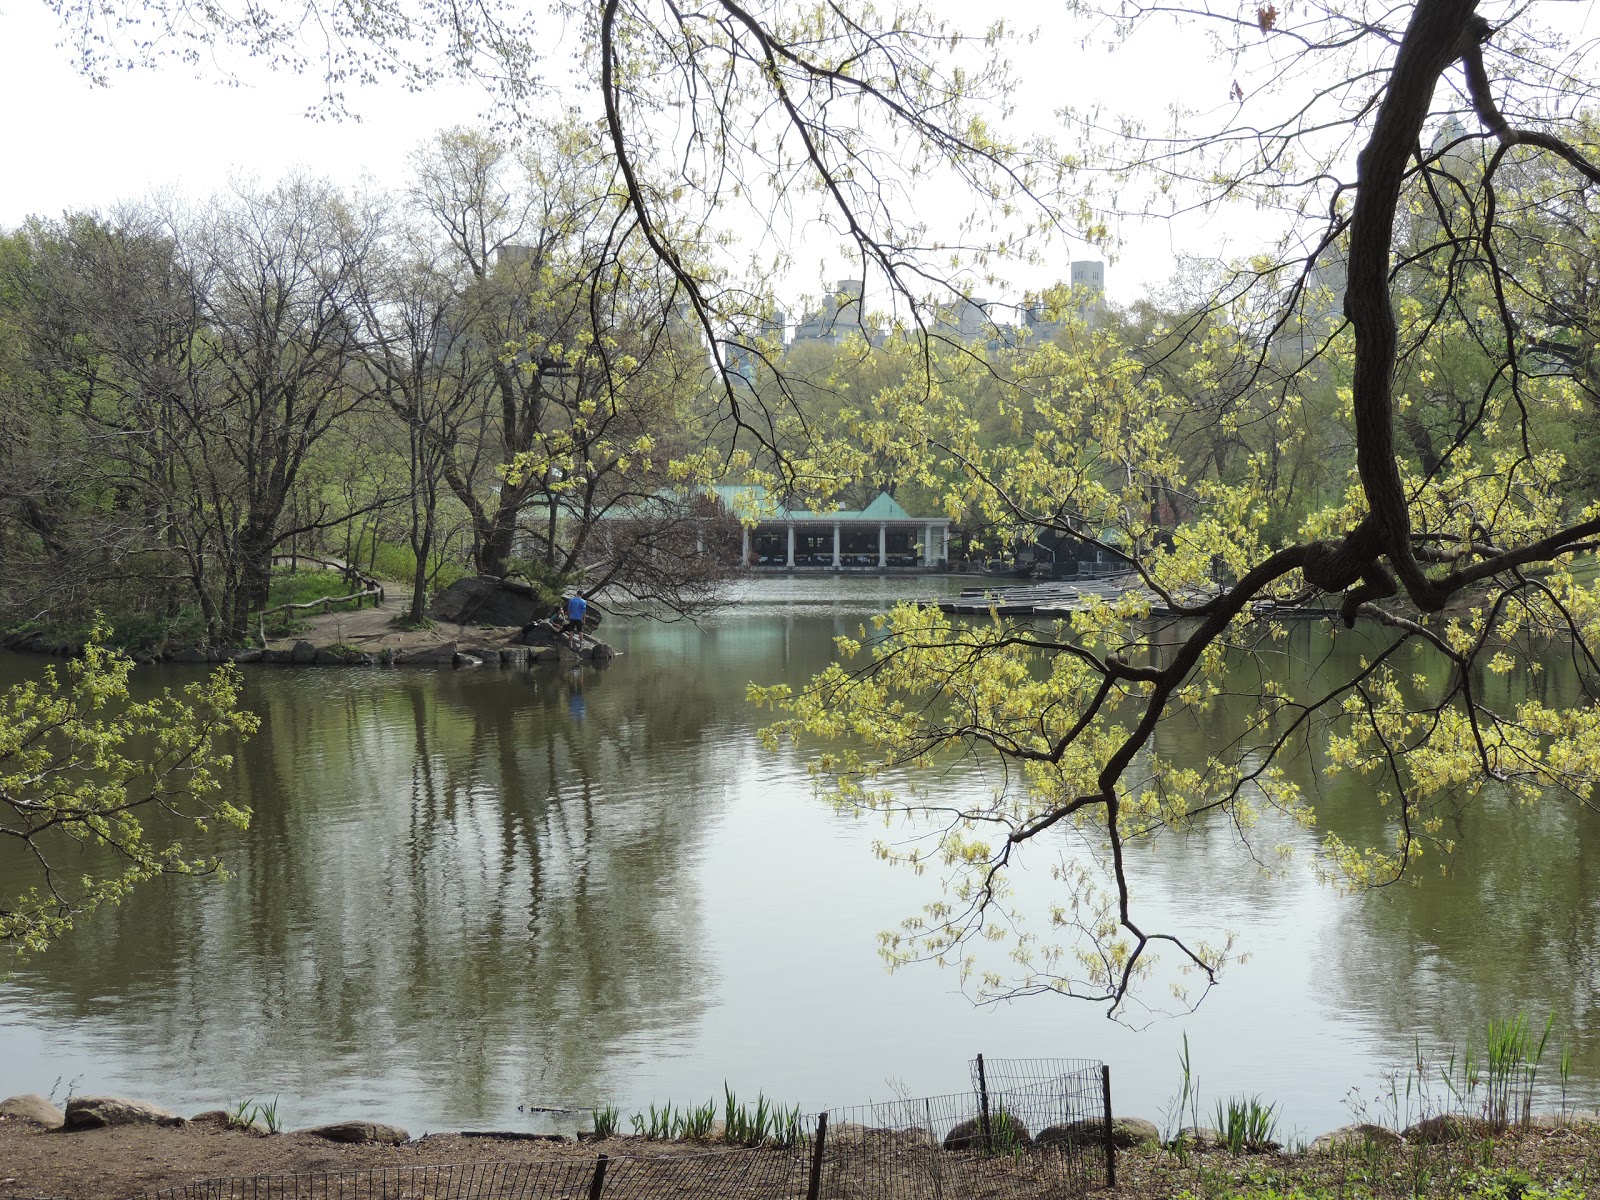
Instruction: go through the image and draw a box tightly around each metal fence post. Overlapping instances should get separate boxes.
[806,1112,829,1200]
[925,1097,946,1199]
[976,1052,994,1155]
[1101,1064,1116,1189]
[588,1152,609,1200]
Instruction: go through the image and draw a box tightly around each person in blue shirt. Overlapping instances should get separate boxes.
[562,593,588,651]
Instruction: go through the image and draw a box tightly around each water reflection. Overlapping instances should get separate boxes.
[3,593,1600,1133]
[1,656,728,1125]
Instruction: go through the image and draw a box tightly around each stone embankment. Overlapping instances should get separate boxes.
[3,1091,1577,1151]
[0,624,615,668]
[2,1095,409,1145]
[0,575,616,668]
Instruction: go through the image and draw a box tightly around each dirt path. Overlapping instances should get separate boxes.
[263,597,526,657]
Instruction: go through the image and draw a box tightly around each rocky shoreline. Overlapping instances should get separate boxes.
[5,1089,1590,1152]
[0,607,616,670]
[7,1089,1600,1200]
[0,575,618,669]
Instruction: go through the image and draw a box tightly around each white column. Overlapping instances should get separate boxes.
[924,523,935,566]
[832,522,841,568]
[786,523,795,568]
[742,525,751,564]
[878,522,887,568]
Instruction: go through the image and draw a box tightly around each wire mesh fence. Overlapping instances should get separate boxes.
[141,1160,586,1199]
[8,1058,1110,1200]
[809,1059,1109,1200]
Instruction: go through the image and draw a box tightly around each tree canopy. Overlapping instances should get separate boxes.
[23,0,1600,1008]
[0,633,257,954]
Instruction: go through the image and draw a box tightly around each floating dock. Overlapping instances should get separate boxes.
[937,582,1103,617]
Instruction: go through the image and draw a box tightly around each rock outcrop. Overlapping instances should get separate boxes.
[296,1120,410,1145]
[942,1115,1032,1151]
[64,1096,185,1130]
[1108,1117,1161,1148]
[1310,1123,1403,1152]
[1402,1114,1495,1144]
[430,577,549,627]
[0,1094,66,1128]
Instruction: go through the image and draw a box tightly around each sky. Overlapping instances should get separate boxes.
[0,1,1260,306]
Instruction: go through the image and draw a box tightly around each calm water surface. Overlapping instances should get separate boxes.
[2,576,1598,1139]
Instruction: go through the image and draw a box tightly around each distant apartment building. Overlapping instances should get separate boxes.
[933,294,993,343]
[1020,259,1109,343]
[725,309,787,381]
[783,262,1108,353]
[790,279,866,345]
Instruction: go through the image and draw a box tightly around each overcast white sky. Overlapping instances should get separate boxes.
[0,1,1259,305]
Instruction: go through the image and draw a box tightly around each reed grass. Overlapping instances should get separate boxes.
[1212,1095,1279,1154]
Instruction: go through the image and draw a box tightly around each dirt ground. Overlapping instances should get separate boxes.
[263,600,526,657]
[0,1121,718,1200]
[8,1114,1600,1200]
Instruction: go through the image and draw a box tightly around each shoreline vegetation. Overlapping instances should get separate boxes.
[0,568,614,668]
[9,1023,1598,1197]
[5,1089,1600,1200]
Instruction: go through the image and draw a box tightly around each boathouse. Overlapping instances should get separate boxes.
[717,487,951,570]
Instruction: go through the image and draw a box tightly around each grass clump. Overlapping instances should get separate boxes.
[631,1103,679,1140]
[722,1085,804,1147]
[1213,1094,1280,1154]
[225,1096,280,1134]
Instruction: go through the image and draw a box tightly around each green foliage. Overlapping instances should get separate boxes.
[721,1085,804,1147]
[226,1096,281,1134]
[1461,1168,1587,1200]
[590,1104,620,1138]
[351,534,469,592]
[632,1102,678,1140]
[988,1104,1027,1156]
[259,610,311,640]
[0,628,259,953]
[1164,1033,1203,1161]
[678,1099,717,1140]
[1212,1095,1280,1155]
[106,607,212,653]
[1432,1013,1558,1131]
[265,570,367,610]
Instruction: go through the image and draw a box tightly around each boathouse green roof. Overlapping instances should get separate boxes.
[706,484,940,523]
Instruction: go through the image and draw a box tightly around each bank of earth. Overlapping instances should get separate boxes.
[0,575,615,667]
[5,1095,1600,1200]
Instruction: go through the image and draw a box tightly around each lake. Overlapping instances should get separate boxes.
[2,576,1597,1142]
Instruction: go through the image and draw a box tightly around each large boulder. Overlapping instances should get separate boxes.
[430,576,549,627]
[942,1115,1032,1152]
[1169,1126,1221,1151]
[0,1094,65,1128]
[297,1120,410,1145]
[315,647,371,666]
[64,1096,185,1130]
[190,1109,271,1136]
[1034,1119,1103,1150]
[1108,1117,1161,1149]
[1311,1123,1402,1153]
[396,642,459,667]
[514,620,564,647]
[1403,1114,1494,1144]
